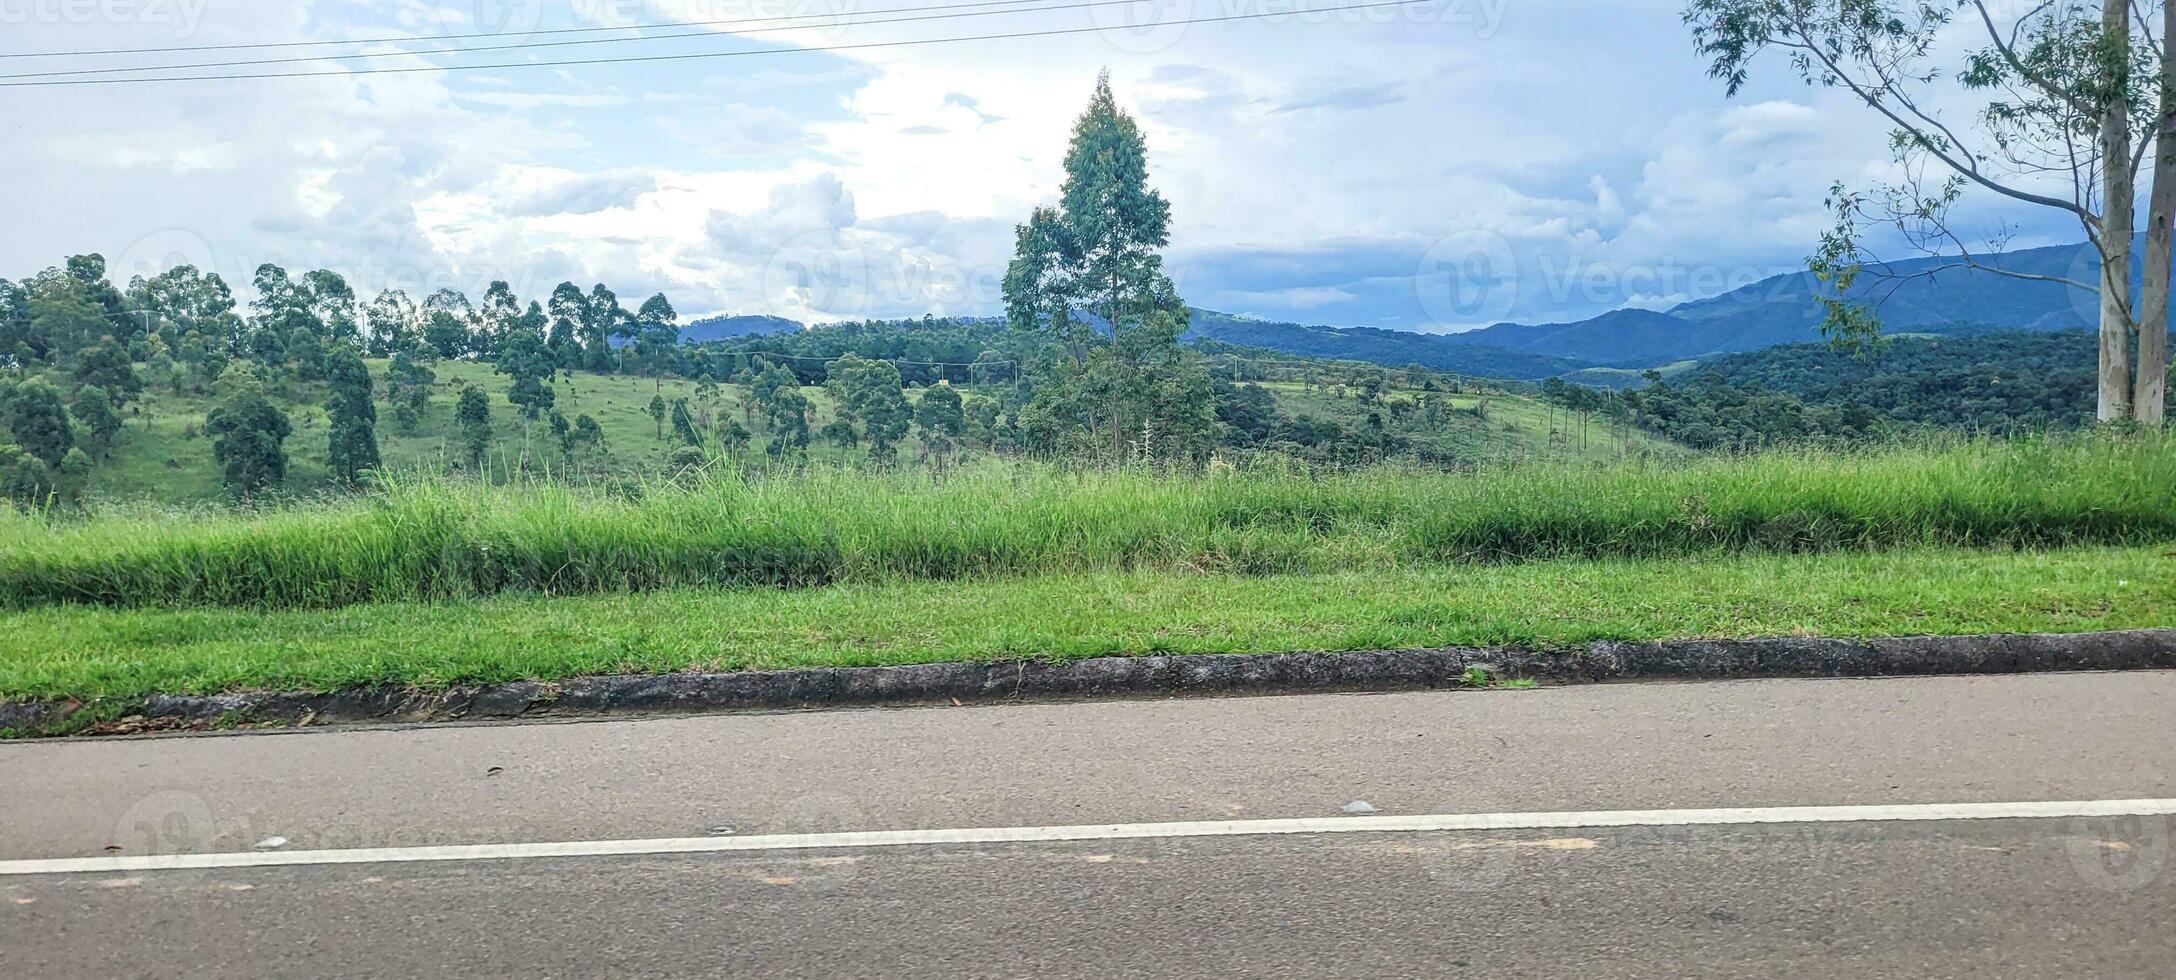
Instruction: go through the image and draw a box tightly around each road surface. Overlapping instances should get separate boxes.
[4,672,2174,978]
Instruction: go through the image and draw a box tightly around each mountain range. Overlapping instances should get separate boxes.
[1197,240,2122,376]
[678,314,803,344]
[689,240,2136,380]
[1437,241,2102,366]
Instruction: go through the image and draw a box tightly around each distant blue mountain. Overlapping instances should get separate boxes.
[680,314,803,343]
[1440,241,2120,367]
[1183,308,1587,380]
[685,240,2141,378]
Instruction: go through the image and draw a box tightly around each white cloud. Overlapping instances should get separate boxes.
[0,0,2086,333]
[508,171,660,217]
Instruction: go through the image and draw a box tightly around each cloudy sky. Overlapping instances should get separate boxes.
[0,0,2090,331]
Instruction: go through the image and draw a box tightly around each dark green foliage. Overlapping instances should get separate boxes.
[718,417,751,454]
[386,349,435,424]
[365,290,419,357]
[2,376,73,468]
[0,443,52,509]
[765,387,811,456]
[455,386,492,470]
[55,447,91,508]
[205,381,292,498]
[289,330,329,380]
[1687,331,2145,432]
[582,284,621,373]
[1003,73,1214,464]
[749,361,798,408]
[0,279,34,362]
[71,343,141,404]
[546,283,587,369]
[572,414,607,458]
[476,281,521,359]
[303,270,360,349]
[916,382,967,467]
[549,410,574,462]
[424,310,469,360]
[820,417,858,447]
[25,273,110,356]
[633,294,679,376]
[696,317,1014,387]
[646,393,666,439]
[496,331,557,420]
[828,353,913,463]
[670,398,700,445]
[422,289,475,360]
[69,385,120,458]
[666,445,707,482]
[324,348,380,486]
[1215,381,1280,447]
[1609,374,1887,451]
[249,264,323,352]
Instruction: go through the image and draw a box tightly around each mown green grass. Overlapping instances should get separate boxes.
[4,433,2173,610]
[0,544,2166,701]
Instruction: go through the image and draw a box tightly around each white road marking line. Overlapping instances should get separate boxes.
[5,798,2172,877]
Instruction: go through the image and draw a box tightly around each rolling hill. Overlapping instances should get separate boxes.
[1443,241,2116,366]
[687,240,2134,380]
[1181,309,1587,380]
[678,314,803,344]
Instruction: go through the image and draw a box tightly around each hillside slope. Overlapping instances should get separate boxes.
[1443,241,2120,366]
[1183,309,1588,379]
[78,359,1664,504]
[1687,331,2109,432]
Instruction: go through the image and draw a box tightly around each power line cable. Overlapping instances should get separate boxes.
[0,0,1128,80]
[0,1,1433,88]
[0,0,1065,59]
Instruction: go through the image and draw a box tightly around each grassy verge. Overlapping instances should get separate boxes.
[4,434,2174,610]
[2,544,2167,702]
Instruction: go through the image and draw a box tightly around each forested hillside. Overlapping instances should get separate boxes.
[1691,331,2130,432]
[1533,330,2176,450]
[1182,309,1588,379]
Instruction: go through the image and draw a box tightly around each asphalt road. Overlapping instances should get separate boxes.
[5,672,2175,978]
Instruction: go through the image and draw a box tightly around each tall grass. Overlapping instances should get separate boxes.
[2,433,2172,611]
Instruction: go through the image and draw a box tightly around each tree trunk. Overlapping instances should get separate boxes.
[2100,0,2137,422]
[2139,0,2176,427]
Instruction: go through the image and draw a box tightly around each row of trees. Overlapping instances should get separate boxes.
[1691,330,2111,433]
[1556,372,1889,451]
[0,248,688,500]
[0,254,687,389]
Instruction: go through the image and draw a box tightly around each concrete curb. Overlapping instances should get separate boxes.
[5,628,2174,736]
